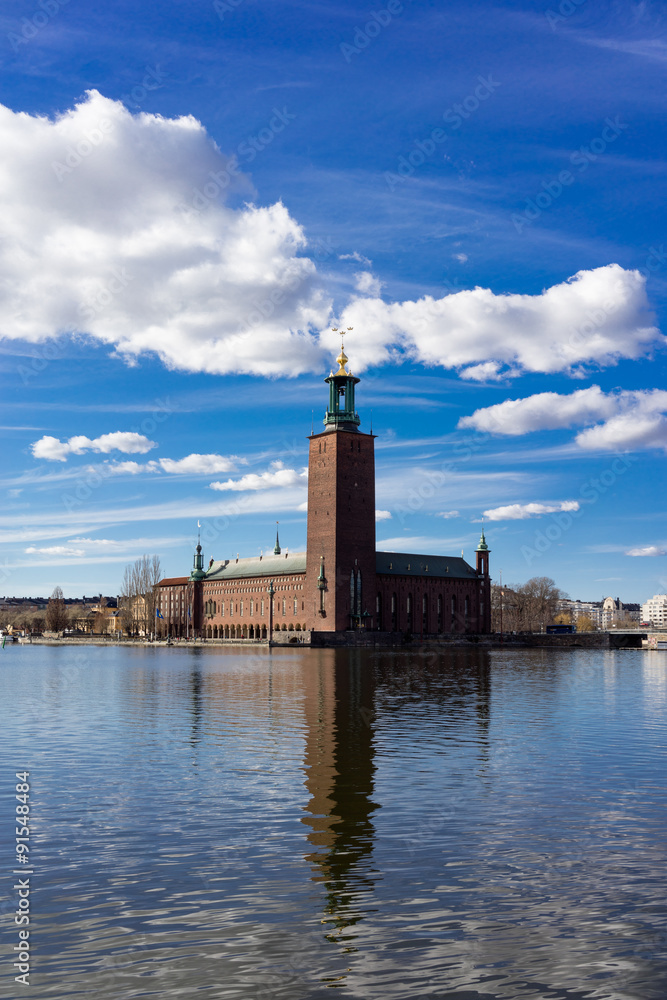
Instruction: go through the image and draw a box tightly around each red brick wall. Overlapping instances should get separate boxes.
[376,574,489,634]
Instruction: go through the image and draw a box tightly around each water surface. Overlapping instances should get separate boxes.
[1,644,666,998]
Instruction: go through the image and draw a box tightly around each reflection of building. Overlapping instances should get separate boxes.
[156,341,491,641]
[642,594,667,626]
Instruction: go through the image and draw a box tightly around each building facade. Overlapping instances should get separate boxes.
[156,342,491,640]
[642,594,667,626]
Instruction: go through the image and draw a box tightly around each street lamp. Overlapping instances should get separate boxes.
[268,579,275,645]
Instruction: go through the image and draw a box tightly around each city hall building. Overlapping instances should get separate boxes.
[156,342,491,642]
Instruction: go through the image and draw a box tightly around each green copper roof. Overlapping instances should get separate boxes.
[205,551,307,581]
[476,528,489,551]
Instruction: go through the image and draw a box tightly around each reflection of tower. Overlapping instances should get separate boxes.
[189,532,206,637]
[476,529,491,633]
[305,334,376,632]
[301,650,378,941]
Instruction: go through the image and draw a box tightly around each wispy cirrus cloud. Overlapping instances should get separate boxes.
[625,545,666,557]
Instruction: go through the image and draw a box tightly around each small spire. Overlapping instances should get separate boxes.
[331,326,353,376]
[274,521,281,555]
[476,523,489,551]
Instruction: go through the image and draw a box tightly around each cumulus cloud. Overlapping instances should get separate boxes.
[335,263,662,376]
[25,545,85,557]
[375,510,392,521]
[0,91,662,381]
[459,386,667,451]
[210,461,307,492]
[31,431,156,462]
[159,453,241,475]
[355,271,383,296]
[483,501,580,521]
[625,545,666,557]
[1,90,328,377]
[100,460,159,475]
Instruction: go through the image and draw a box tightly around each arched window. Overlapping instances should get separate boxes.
[240,601,243,617]
[250,599,254,617]
[261,599,265,617]
[282,598,286,616]
[451,595,457,631]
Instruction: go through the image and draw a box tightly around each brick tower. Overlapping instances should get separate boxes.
[305,336,376,632]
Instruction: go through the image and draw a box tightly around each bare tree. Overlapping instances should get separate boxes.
[492,577,567,632]
[119,555,162,636]
[46,586,69,632]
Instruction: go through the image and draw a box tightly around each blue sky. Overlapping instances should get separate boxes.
[1,0,666,603]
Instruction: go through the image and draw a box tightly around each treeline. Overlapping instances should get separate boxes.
[491,576,566,633]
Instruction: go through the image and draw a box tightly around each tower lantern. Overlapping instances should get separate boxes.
[324,328,360,431]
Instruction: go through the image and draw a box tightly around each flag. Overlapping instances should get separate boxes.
[156,609,164,619]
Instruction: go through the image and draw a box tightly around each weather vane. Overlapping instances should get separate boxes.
[331,326,353,353]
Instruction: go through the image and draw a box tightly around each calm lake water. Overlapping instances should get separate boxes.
[1,644,666,999]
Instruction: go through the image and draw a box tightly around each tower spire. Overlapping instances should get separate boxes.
[274,521,281,555]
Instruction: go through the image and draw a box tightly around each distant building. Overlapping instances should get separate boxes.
[642,595,667,626]
[556,596,641,629]
[156,342,492,641]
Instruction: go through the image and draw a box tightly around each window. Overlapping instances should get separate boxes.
[261,600,265,616]
[282,599,286,616]
[293,598,297,615]
[250,600,254,617]
[240,601,243,617]
[221,602,225,617]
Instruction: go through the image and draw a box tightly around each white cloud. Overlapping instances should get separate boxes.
[210,461,307,492]
[625,545,666,557]
[25,545,85,557]
[339,251,372,266]
[100,460,159,475]
[453,252,468,263]
[0,92,661,382]
[67,537,121,547]
[459,386,667,452]
[459,361,505,382]
[334,263,662,376]
[375,510,392,521]
[354,271,383,297]
[436,510,460,519]
[31,431,156,462]
[158,453,241,475]
[483,501,580,521]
